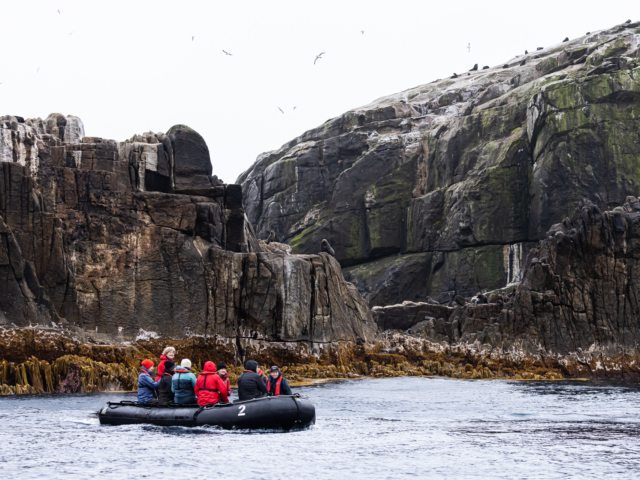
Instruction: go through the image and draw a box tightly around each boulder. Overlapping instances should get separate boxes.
[167,124,213,192]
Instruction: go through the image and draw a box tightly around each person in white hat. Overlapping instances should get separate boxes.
[171,358,197,404]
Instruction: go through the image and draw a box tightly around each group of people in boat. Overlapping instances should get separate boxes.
[137,347,293,405]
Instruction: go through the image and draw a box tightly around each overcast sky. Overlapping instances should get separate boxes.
[1,1,637,183]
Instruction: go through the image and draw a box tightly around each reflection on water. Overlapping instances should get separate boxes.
[1,378,640,479]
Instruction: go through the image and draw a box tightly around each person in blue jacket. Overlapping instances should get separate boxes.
[138,359,161,404]
[172,358,198,404]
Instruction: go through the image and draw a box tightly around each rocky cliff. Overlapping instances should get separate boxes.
[239,20,640,306]
[0,113,376,357]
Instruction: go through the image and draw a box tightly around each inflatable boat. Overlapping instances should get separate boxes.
[98,394,315,431]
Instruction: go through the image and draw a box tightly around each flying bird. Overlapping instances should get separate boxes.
[467,42,470,52]
[37,67,40,73]
[69,31,76,35]
[223,50,232,56]
[192,36,194,41]
[278,107,284,114]
[293,107,296,110]
[314,52,325,64]
[361,30,364,35]
[57,9,60,14]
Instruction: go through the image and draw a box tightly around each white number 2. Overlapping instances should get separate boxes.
[238,405,246,416]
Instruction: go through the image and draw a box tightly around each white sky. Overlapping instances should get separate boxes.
[1,1,637,183]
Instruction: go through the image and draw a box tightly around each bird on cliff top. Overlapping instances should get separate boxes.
[314,52,325,64]
[625,19,631,23]
[223,50,232,56]
[563,37,569,42]
[277,107,284,114]
[321,239,335,257]
[469,63,478,71]
[266,231,276,244]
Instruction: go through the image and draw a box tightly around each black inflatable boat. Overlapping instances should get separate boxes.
[98,394,315,431]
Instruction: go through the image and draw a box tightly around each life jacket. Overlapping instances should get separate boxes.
[219,375,230,394]
[199,373,221,394]
[268,374,283,396]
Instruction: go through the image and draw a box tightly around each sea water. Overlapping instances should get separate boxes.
[1,377,639,479]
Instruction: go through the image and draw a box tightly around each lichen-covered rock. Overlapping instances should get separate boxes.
[239,20,640,305]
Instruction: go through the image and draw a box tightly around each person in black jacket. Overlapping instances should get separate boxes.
[237,360,268,401]
[267,366,293,396]
[157,360,176,404]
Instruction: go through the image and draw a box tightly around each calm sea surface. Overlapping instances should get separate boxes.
[1,377,640,479]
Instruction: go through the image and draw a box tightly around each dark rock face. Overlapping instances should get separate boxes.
[239,21,640,305]
[497,198,640,358]
[0,115,375,347]
[54,362,82,393]
[370,199,640,377]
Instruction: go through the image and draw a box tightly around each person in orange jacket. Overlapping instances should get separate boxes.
[194,361,229,405]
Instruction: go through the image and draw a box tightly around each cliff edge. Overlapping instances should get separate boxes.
[238,20,640,307]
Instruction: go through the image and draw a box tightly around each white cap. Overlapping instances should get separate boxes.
[181,359,192,369]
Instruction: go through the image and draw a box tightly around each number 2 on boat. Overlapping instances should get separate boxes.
[238,405,246,416]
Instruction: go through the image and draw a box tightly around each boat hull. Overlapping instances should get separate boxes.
[98,395,315,430]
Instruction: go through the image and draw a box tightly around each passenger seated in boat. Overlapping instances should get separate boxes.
[216,362,231,400]
[156,346,176,379]
[237,360,268,401]
[138,359,161,404]
[267,366,293,396]
[157,360,176,404]
[171,359,198,404]
[195,361,229,405]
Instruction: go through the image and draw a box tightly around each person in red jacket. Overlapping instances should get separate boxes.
[156,346,176,379]
[216,362,231,399]
[194,361,229,405]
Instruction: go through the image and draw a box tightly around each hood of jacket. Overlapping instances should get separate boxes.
[202,361,216,373]
[245,360,258,373]
[175,367,191,373]
[140,367,153,376]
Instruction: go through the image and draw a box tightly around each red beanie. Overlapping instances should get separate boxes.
[141,359,154,369]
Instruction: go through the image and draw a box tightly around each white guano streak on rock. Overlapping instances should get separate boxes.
[0,126,40,175]
[504,243,523,285]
